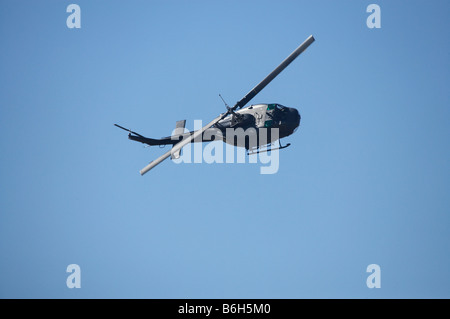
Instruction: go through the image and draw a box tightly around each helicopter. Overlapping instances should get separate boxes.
[115,35,315,175]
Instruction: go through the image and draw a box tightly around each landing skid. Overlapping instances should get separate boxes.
[247,140,291,155]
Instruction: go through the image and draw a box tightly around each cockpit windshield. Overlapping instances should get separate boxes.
[267,103,286,111]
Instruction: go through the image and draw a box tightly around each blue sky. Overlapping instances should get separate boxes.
[0,0,449,298]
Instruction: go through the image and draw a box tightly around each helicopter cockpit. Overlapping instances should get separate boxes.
[264,103,300,135]
[266,103,289,120]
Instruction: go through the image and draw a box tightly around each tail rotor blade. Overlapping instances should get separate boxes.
[114,124,145,138]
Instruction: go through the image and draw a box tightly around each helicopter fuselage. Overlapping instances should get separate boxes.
[126,103,301,150]
[212,103,301,146]
[212,103,300,148]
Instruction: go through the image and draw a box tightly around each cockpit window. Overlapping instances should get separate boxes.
[267,104,285,111]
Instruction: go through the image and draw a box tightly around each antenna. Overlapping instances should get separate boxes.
[219,94,230,110]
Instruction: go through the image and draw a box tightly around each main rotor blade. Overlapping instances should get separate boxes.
[232,35,315,111]
[139,113,226,175]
